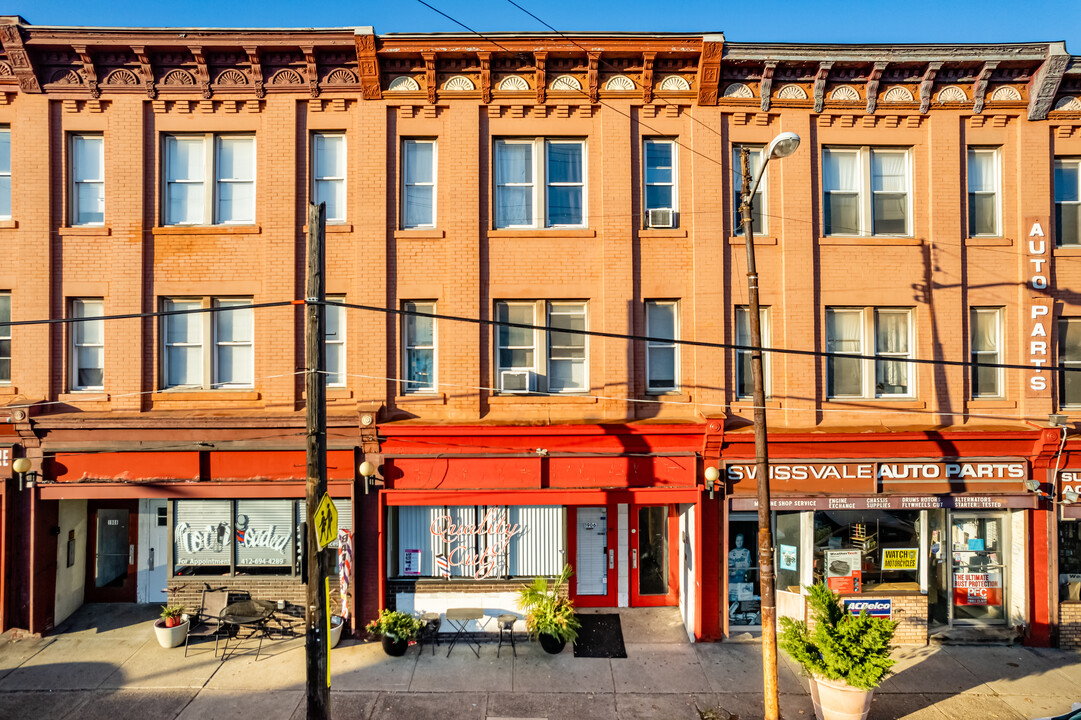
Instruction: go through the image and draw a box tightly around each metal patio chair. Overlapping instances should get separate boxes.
[184,589,230,657]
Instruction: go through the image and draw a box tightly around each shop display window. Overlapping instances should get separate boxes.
[812,510,921,592]
[1060,520,1081,601]
[728,511,801,627]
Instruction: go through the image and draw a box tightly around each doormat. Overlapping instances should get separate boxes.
[573,613,627,658]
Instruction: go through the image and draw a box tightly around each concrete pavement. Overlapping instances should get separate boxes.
[0,604,1079,719]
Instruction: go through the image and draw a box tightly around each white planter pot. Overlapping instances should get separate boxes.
[330,615,344,648]
[154,619,189,649]
[809,675,874,720]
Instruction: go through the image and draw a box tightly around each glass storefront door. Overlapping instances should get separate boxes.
[631,504,678,605]
[950,512,1007,624]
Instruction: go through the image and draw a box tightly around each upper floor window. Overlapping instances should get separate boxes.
[0,128,10,219]
[71,134,104,226]
[644,139,677,228]
[735,306,770,399]
[732,146,766,235]
[0,293,9,383]
[645,300,678,393]
[1060,318,1081,407]
[496,300,587,394]
[1057,158,1081,247]
[164,134,255,226]
[70,298,104,391]
[826,307,912,398]
[402,139,436,229]
[312,133,345,223]
[968,148,1000,237]
[970,307,1002,399]
[494,139,585,229]
[823,147,910,236]
[403,301,436,394]
[325,297,345,387]
[162,297,252,389]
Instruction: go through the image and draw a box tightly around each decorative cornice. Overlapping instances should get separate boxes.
[587,51,599,103]
[0,21,40,92]
[641,51,655,104]
[972,61,998,114]
[697,34,723,106]
[1028,42,1070,120]
[759,61,776,112]
[72,44,99,98]
[918,62,941,114]
[353,26,381,100]
[189,45,211,99]
[131,45,156,98]
[301,45,319,98]
[422,51,436,104]
[812,61,833,112]
[865,61,887,114]
[534,51,547,104]
[478,51,491,104]
[244,46,265,98]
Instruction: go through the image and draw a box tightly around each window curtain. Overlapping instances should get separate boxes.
[324,301,345,385]
[73,136,104,225]
[872,152,907,234]
[495,142,533,227]
[165,300,201,387]
[497,302,535,370]
[0,130,10,218]
[405,302,435,391]
[314,134,345,222]
[214,300,252,386]
[166,137,205,225]
[827,310,861,396]
[215,136,255,224]
[646,302,677,389]
[875,311,909,393]
[403,140,434,227]
[823,149,858,234]
[73,299,104,388]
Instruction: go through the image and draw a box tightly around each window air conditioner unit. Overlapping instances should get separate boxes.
[647,208,674,228]
[500,370,533,394]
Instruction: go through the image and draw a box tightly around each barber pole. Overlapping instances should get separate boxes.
[337,528,353,619]
[436,554,451,578]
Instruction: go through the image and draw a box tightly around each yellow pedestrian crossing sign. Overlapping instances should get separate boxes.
[314,493,338,550]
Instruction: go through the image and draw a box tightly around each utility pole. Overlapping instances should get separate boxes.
[740,148,779,720]
[305,201,330,720]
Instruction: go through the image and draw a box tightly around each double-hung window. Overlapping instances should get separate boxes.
[402,139,436,228]
[735,306,770,398]
[970,308,1002,398]
[968,148,1000,237]
[823,147,911,236]
[162,297,253,389]
[403,301,436,393]
[0,128,9,219]
[164,134,255,225]
[70,298,104,390]
[644,139,677,228]
[71,134,104,226]
[0,293,9,383]
[325,296,345,387]
[645,300,679,393]
[826,307,912,398]
[494,139,585,228]
[495,300,587,394]
[1057,158,1081,247]
[732,146,765,234]
[1060,318,1081,407]
[312,133,346,223]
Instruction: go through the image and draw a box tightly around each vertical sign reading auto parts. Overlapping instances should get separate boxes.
[1026,217,1053,397]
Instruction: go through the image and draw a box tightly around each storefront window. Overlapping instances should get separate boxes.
[391,505,563,579]
[813,510,921,592]
[775,512,802,593]
[1060,520,1081,601]
[728,514,760,626]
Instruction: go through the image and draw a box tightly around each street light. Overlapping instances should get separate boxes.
[738,130,799,720]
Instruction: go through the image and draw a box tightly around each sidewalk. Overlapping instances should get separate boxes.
[0,604,1080,720]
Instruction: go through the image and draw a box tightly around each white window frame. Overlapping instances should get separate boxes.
[0,128,9,220]
[70,298,104,391]
[495,301,538,392]
[0,293,10,384]
[312,133,346,224]
[546,301,588,393]
[826,307,913,399]
[402,300,437,394]
[823,146,912,237]
[402,139,436,229]
[495,300,589,394]
[967,148,1000,237]
[494,138,587,229]
[645,300,679,393]
[161,297,253,390]
[1057,158,1081,247]
[644,138,678,226]
[970,307,1003,399]
[732,145,766,235]
[325,296,346,387]
[163,134,255,226]
[71,134,104,226]
[1060,318,1081,407]
[735,306,770,399]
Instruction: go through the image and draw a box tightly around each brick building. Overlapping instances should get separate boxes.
[1,17,1081,647]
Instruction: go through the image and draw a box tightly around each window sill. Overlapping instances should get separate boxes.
[731,399,783,409]
[395,393,447,405]
[59,226,111,237]
[967,398,1016,409]
[641,228,687,238]
[302,224,353,233]
[152,225,262,236]
[823,398,926,409]
[394,229,445,239]
[302,387,355,400]
[488,394,599,404]
[151,390,261,401]
[0,386,17,395]
[58,392,110,402]
[644,391,691,402]
[488,229,596,238]
[0,219,16,229]
[818,236,922,246]
[1055,245,1081,253]
[965,236,1013,247]
[728,236,777,245]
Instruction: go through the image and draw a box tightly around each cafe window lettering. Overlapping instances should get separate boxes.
[813,510,921,592]
[173,498,352,577]
[390,505,563,579]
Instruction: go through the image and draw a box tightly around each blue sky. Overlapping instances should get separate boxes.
[13,1,1081,53]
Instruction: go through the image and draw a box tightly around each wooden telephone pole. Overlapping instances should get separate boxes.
[305,201,331,720]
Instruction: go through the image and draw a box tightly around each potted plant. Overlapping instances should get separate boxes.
[154,604,189,649]
[778,583,898,720]
[517,563,581,654]
[329,614,345,649]
[365,609,422,656]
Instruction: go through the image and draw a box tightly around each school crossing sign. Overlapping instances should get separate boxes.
[314,493,338,550]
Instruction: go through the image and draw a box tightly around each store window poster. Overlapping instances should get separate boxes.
[403,548,421,576]
[779,544,798,571]
[826,549,862,594]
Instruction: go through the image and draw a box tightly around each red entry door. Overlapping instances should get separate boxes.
[630,504,679,606]
[85,500,139,602]
[569,506,615,607]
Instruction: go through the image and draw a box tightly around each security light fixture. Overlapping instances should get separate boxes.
[12,457,37,490]
[704,465,720,500]
[1050,414,1069,427]
[359,460,377,495]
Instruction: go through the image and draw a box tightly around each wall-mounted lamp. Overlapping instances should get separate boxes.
[359,460,378,495]
[1025,478,1042,493]
[1050,414,1069,428]
[704,466,720,501]
[1064,489,1080,505]
[12,457,38,491]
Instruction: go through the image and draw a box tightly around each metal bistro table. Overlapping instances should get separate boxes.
[221,599,276,660]
[445,607,483,657]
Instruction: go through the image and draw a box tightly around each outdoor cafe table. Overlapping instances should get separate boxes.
[221,599,276,660]
[445,607,484,657]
